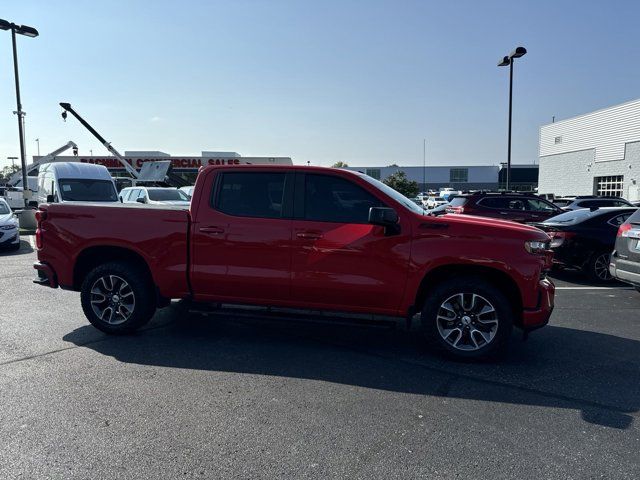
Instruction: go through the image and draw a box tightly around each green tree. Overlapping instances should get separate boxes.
[331,161,349,168]
[382,170,419,198]
[0,165,20,183]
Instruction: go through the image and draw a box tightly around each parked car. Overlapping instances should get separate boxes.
[557,196,634,211]
[445,192,563,224]
[536,207,637,282]
[119,186,191,206]
[36,162,119,205]
[33,165,555,360]
[425,196,447,209]
[0,198,20,251]
[610,208,640,291]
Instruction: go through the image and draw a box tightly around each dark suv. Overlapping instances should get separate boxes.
[610,208,640,291]
[445,192,562,224]
[558,196,634,211]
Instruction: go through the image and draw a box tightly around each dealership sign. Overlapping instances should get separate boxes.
[80,157,242,170]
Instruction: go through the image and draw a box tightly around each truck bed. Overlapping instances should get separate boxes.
[37,202,191,298]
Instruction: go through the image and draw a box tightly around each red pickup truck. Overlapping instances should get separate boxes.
[34,165,554,360]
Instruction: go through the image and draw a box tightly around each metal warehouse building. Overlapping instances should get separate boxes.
[538,98,640,201]
[344,165,502,191]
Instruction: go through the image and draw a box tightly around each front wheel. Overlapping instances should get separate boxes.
[421,276,513,360]
[80,261,156,334]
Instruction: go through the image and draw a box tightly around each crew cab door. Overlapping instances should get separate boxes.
[290,172,412,314]
[190,169,294,303]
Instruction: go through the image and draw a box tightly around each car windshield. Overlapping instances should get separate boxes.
[0,200,10,214]
[358,173,425,214]
[148,189,190,201]
[58,179,118,202]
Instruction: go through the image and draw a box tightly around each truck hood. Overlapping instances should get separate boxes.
[419,212,549,240]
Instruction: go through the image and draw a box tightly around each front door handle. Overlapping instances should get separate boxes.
[200,226,224,235]
[296,231,322,240]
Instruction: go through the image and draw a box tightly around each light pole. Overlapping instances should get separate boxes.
[422,138,426,193]
[0,19,39,206]
[498,46,526,191]
[35,138,40,156]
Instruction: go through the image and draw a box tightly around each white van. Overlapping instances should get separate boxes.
[36,162,119,204]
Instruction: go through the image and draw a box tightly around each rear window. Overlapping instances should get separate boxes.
[148,189,189,201]
[58,179,118,202]
[627,208,640,225]
[216,172,286,219]
[544,209,598,224]
[477,197,510,209]
[0,200,10,214]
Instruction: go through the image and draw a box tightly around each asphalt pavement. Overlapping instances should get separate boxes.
[1,237,639,479]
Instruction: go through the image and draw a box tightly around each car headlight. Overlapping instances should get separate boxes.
[524,240,550,254]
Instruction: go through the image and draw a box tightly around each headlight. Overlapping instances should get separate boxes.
[524,240,549,254]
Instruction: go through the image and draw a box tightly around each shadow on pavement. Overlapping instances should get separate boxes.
[549,267,626,287]
[63,309,639,430]
[0,239,33,256]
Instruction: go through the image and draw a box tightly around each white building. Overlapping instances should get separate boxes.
[538,98,640,201]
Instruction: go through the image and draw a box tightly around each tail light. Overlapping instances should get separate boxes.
[35,209,47,249]
[547,231,575,248]
[446,206,464,214]
[617,223,632,237]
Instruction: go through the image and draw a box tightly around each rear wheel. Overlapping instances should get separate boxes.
[80,261,156,334]
[421,276,513,360]
[586,250,613,283]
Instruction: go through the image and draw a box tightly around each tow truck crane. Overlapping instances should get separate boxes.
[59,102,188,187]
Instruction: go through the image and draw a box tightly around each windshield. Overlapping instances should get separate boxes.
[358,173,425,214]
[0,200,10,214]
[59,179,118,202]
[148,189,190,201]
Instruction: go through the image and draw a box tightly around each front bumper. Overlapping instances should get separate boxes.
[33,261,58,288]
[522,278,555,330]
[0,229,19,246]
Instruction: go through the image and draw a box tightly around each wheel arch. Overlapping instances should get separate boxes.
[73,245,154,291]
[411,264,523,326]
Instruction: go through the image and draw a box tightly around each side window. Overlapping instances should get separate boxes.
[477,197,510,209]
[608,213,632,227]
[507,199,525,210]
[613,200,629,207]
[126,189,139,201]
[137,189,147,201]
[304,174,382,223]
[216,172,286,219]
[526,199,557,212]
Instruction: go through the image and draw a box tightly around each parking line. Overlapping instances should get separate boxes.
[27,235,35,249]
[555,286,635,290]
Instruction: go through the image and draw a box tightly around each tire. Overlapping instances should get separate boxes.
[585,250,613,283]
[421,276,513,361]
[10,242,20,251]
[80,261,156,334]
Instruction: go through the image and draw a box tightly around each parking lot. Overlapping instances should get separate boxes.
[1,238,639,479]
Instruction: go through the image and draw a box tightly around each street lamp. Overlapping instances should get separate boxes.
[35,138,40,156]
[0,18,39,206]
[7,156,18,170]
[498,46,526,191]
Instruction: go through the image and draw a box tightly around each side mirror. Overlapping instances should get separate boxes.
[136,197,146,204]
[368,207,400,235]
[46,194,55,203]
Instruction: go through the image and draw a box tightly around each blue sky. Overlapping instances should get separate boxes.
[1,0,639,169]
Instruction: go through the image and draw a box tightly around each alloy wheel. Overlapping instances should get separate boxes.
[436,293,499,351]
[90,275,136,325]
[593,253,612,281]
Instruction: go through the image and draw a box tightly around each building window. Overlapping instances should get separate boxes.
[449,168,468,183]
[365,168,381,180]
[554,136,563,144]
[594,175,624,197]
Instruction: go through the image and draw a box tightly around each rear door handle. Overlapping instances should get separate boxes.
[296,231,322,240]
[200,226,225,235]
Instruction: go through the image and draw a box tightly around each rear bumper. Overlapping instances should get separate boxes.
[610,259,640,287]
[33,261,58,288]
[522,278,555,330]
